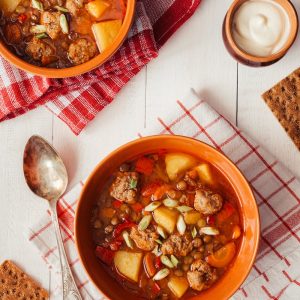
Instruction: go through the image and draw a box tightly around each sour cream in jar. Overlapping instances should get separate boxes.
[232,0,291,57]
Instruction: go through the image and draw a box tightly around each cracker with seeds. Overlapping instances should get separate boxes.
[0,260,49,300]
[262,67,300,150]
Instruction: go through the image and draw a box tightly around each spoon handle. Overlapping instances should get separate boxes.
[50,201,82,300]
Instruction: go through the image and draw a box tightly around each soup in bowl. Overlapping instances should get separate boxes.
[0,0,135,77]
[75,136,260,300]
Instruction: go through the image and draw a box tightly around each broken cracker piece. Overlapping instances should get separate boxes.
[262,67,300,150]
[0,260,49,300]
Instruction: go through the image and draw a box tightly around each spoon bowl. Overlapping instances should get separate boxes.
[23,135,68,201]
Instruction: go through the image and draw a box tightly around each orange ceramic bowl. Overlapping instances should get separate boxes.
[0,0,136,78]
[75,135,260,300]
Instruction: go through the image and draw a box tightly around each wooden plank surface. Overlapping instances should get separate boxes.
[0,0,299,296]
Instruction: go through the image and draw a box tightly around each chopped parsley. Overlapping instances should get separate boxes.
[129,178,137,189]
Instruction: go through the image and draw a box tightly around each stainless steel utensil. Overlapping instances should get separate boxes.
[23,135,81,300]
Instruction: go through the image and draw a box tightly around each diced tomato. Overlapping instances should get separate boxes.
[152,282,161,294]
[135,157,154,175]
[18,13,27,23]
[95,246,115,265]
[141,182,162,197]
[109,236,123,251]
[131,202,143,212]
[112,200,122,209]
[207,215,215,226]
[153,184,172,201]
[113,220,135,238]
[154,256,162,269]
[216,202,235,224]
[143,253,156,278]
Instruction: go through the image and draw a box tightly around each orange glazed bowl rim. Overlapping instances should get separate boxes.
[75,135,260,300]
[0,0,136,78]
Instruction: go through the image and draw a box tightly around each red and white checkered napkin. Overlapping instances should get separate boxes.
[0,0,201,135]
[28,92,300,299]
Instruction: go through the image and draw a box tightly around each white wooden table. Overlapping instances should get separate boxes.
[0,0,300,295]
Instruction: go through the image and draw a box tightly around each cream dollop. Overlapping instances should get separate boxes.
[232,0,291,57]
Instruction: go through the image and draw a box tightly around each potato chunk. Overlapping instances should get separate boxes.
[168,276,189,298]
[153,207,178,234]
[114,251,143,282]
[195,164,214,185]
[86,0,110,18]
[0,0,21,13]
[165,153,197,181]
[184,210,202,225]
[92,20,122,52]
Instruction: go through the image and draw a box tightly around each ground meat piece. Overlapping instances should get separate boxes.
[65,0,84,16]
[41,11,61,39]
[4,24,22,44]
[130,227,158,251]
[68,38,97,65]
[192,237,202,248]
[109,172,139,204]
[194,189,223,215]
[26,37,56,65]
[187,259,217,291]
[161,233,193,257]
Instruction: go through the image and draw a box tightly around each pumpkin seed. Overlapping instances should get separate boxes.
[30,25,46,34]
[192,227,197,238]
[60,14,69,34]
[55,5,69,12]
[153,268,170,281]
[138,215,152,231]
[161,255,174,268]
[163,198,178,208]
[157,226,166,239]
[155,239,163,245]
[200,227,220,236]
[122,231,134,249]
[144,201,161,212]
[177,205,193,213]
[170,255,179,267]
[32,0,43,11]
[177,215,186,235]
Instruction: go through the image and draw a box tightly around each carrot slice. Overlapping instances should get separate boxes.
[144,253,156,278]
[206,242,236,268]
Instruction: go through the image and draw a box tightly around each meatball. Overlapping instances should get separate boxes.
[66,0,84,16]
[161,233,193,257]
[68,38,97,65]
[130,227,158,251]
[194,189,223,215]
[26,37,55,65]
[4,24,22,44]
[41,11,61,39]
[110,172,139,204]
[187,259,216,291]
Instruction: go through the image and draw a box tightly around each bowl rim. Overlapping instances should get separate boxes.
[74,135,260,300]
[225,0,298,63]
[0,0,136,78]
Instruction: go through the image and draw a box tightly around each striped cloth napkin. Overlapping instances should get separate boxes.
[28,91,300,299]
[0,0,201,135]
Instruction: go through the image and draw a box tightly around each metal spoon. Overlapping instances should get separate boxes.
[23,135,82,300]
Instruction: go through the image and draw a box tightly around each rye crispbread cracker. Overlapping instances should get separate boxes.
[0,260,49,300]
[262,68,300,150]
